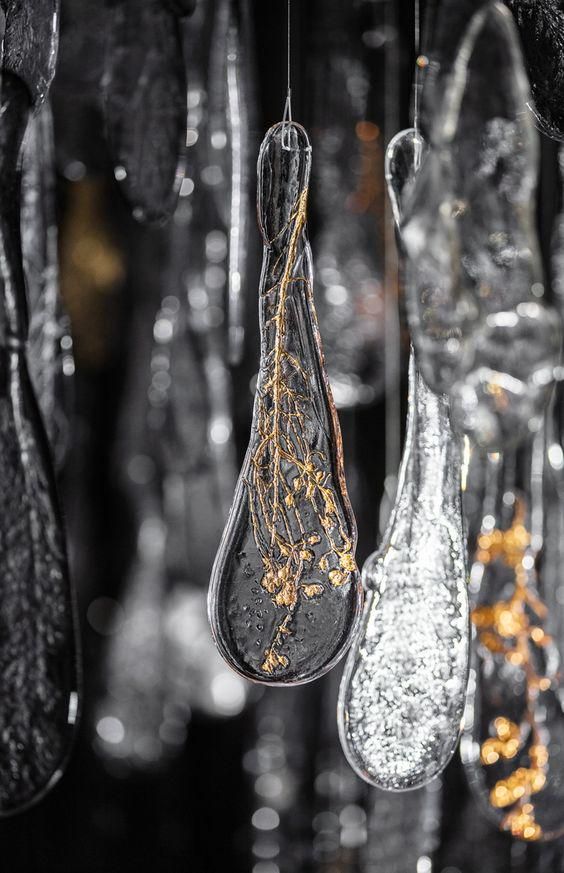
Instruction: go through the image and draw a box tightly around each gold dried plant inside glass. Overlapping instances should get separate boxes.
[468,496,560,841]
[208,122,362,685]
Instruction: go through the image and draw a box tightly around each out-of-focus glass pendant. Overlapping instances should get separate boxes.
[208,122,363,685]
[21,101,73,465]
[0,74,79,813]
[402,2,561,451]
[338,126,469,790]
[103,0,187,223]
[462,440,564,841]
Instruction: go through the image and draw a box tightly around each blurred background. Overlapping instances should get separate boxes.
[5,0,564,871]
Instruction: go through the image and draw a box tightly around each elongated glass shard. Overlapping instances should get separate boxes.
[104,0,186,223]
[209,122,363,685]
[0,72,79,816]
[207,0,255,366]
[461,443,564,842]
[339,355,468,789]
[403,2,561,450]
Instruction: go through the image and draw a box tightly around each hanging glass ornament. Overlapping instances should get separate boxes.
[209,122,363,685]
[338,126,468,790]
[207,0,255,366]
[96,0,252,768]
[339,355,468,789]
[0,4,79,814]
[402,2,561,451]
[21,102,73,466]
[103,0,188,223]
[461,438,564,842]
[505,1,564,142]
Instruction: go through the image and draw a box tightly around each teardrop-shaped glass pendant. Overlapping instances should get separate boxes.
[338,125,469,789]
[339,354,469,789]
[0,73,79,816]
[208,122,363,685]
[461,440,564,842]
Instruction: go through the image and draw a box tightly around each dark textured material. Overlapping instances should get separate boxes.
[21,103,71,464]
[507,0,564,141]
[0,73,79,816]
[104,0,187,224]
[161,0,196,18]
[1,0,60,106]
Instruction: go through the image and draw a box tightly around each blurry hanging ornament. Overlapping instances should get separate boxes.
[307,0,386,409]
[461,439,564,842]
[207,0,255,366]
[209,121,363,685]
[96,0,253,769]
[103,0,189,223]
[21,102,73,466]
[402,2,561,451]
[339,126,469,789]
[505,0,564,142]
[0,1,80,815]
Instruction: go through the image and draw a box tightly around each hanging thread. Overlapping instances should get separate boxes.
[282,0,292,147]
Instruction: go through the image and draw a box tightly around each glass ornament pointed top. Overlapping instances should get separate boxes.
[208,121,363,685]
[402,2,561,451]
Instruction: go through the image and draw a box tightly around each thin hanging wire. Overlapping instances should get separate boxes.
[282,0,292,144]
[413,0,422,132]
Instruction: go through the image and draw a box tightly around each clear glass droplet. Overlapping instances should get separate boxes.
[338,124,469,789]
[208,122,363,685]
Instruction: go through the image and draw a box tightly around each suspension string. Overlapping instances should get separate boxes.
[282,0,292,147]
[413,0,421,132]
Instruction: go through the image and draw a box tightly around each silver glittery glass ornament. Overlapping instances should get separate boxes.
[338,127,469,790]
[208,122,363,685]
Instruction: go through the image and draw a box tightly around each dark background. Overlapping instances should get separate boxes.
[1,1,563,872]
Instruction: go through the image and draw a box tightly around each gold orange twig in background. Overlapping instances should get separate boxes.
[472,498,552,841]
